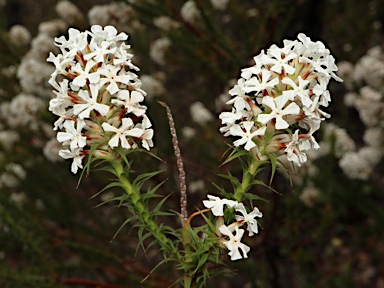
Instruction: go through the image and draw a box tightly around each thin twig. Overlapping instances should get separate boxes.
[158,101,188,226]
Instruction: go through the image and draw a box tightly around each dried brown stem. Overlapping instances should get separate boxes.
[158,101,188,226]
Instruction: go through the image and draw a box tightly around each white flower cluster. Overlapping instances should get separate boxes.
[336,46,384,180]
[203,195,262,261]
[219,33,342,166]
[48,25,153,174]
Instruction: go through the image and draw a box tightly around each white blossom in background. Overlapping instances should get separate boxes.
[43,138,63,163]
[140,73,166,99]
[8,25,31,46]
[181,126,197,140]
[219,33,342,167]
[338,45,384,180]
[299,185,320,207]
[336,61,354,90]
[5,93,45,131]
[188,179,205,194]
[150,37,171,65]
[0,131,19,150]
[88,3,143,33]
[0,163,26,189]
[38,19,67,37]
[153,16,180,31]
[55,0,84,25]
[353,46,384,90]
[339,151,373,180]
[47,25,153,174]
[210,0,229,10]
[363,127,383,148]
[9,192,28,207]
[180,1,200,23]
[322,123,356,158]
[190,102,213,126]
[355,86,383,127]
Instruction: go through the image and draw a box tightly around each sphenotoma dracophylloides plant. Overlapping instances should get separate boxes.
[47,25,342,287]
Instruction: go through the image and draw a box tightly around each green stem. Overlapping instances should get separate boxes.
[110,160,175,254]
[184,273,198,288]
[234,157,261,202]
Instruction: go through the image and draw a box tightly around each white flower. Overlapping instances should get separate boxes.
[243,69,279,94]
[282,76,312,107]
[90,25,128,43]
[219,225,250,261]
[49,79,71,115]
[102,118,143,149]
[230,121,266,151]
[71,60,100,87]
[112,90,146,116]
[59,148,84,174]
[98,64,132,95]
[54,28,87,56]
[235,203,263,237]
[203,195,237,216]
[258,95,300,130]
[84,40,117,63]
[284,130,307,166]
[263,45,297,74]
[138,115,154,150]
[74,84,110,119]
[57,120,87,150]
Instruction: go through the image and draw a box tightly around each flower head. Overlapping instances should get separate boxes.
[219,33,342,166]
[48,25,154,173]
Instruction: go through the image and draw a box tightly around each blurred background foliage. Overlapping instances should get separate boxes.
[0,0,383,287]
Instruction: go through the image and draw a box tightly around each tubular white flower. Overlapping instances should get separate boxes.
[59,148,84,174]
[57,120,87,150]
[74,84,110,119]
[203,195,237,216]
[112,90,146,116]
[235,203,263,237]
[102,118,143,149]
[257,96,300,130]
[230,121,266,151]
[219,225,250,261]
